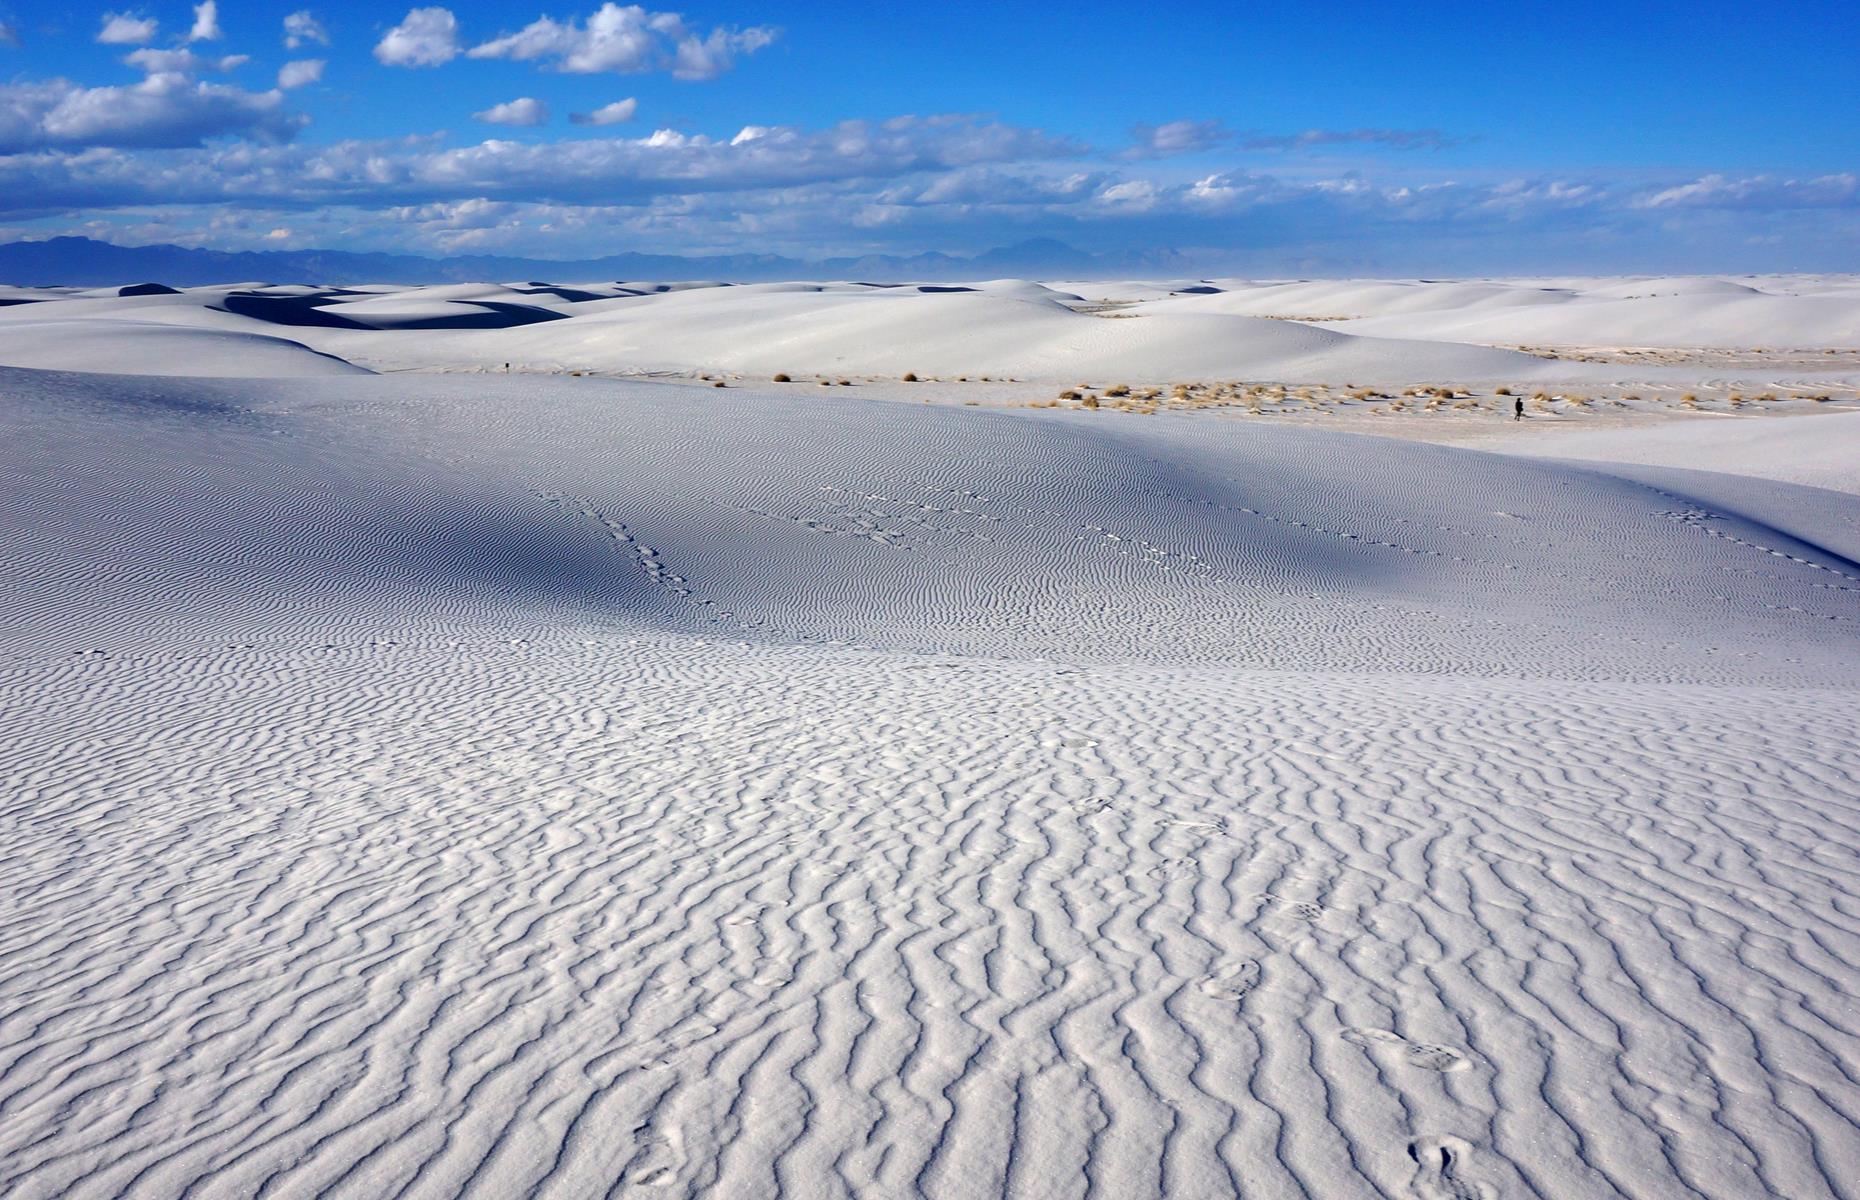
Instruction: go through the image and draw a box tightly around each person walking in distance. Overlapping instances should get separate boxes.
[1514,395,1524,421]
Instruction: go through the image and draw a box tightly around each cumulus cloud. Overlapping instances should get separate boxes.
[124,48,248,74]
[278,59,325,89]
[284,11,329,48]
[375,7,460,66]
[0,114,1079,213]
[570,98,638,126]
[1121,119,1231,160]
[0,75,302,153]
[1240,127,1464,152]
[98,12,159,44]
[468,3,777,80]
[188,1,222,42]
[669,24,777,80]
[473,97,550,126]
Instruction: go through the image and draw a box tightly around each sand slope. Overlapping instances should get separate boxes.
[3,364,1859,1198]
[0,319,371,377]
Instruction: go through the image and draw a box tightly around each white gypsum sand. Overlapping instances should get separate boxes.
[1,279,1858,1199]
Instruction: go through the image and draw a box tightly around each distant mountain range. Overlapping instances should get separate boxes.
[0,236,1202,286]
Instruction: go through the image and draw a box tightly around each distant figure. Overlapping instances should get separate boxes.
[1513,396,1524,421]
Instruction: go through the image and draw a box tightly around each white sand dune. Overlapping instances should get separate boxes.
[1,273,1857,381]
[0,319,371,377]
[1491,409,1860,496]
[3,355,1859,1199]
[0,278,1594,382]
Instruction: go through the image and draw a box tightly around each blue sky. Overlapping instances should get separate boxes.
[1,0,1856,270]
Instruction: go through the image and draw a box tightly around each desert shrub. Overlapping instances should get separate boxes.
[1081,395,1100,409]
[1105,383,1131,397]
[1060,389,1080,401]
[773,372,791,382]
[903,372,918,382]
[713,380,727,388]
[1495,386,1513,396]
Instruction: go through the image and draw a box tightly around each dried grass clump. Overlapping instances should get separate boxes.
[1081,395,1100,409]
[712,380,727,388]
[1680,393,1699,407]
[903,372,918,382]
[1059,389,1081,401]
[1495,386,1513,396]
[1105,383,1131,397]
[772,372,792,382]
[1452,397,1480,409]
[1757,392,1780,402]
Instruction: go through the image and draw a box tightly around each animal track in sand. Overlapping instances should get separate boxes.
[1343,1028,1473,1073]
[1408,1135,1492,1200]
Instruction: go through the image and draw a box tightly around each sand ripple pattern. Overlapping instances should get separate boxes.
[3,369,1859,1197]
[4,647,1860,1198]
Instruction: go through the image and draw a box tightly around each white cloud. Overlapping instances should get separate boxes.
[0,114,1080,215]
[1636,172,1860,211]
[188,1,222,42]
[1121,119,1230,160]
[468,3,776,79]
[0,21,19,46]
[570,98,638,126]
[375,7,459,67]
[473,97,550,126]
[98,12,159,44]
[283,11,329,49]
[278,59,326,90]
[0,75,301,152]
[1239,127,1463,152]
[669,24,777,81]
[124,48,248,74]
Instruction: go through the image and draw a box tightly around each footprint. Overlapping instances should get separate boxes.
[1196,959,1262,1002]
[1147,859,1197,882]
[1344,1028,1472,1073]
[1408,1135,1490,1199]
[1069,797,1113,815]
[1254,894,1323,922]
[1405,1043,1471,1072]
[621,1128,684,1187]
